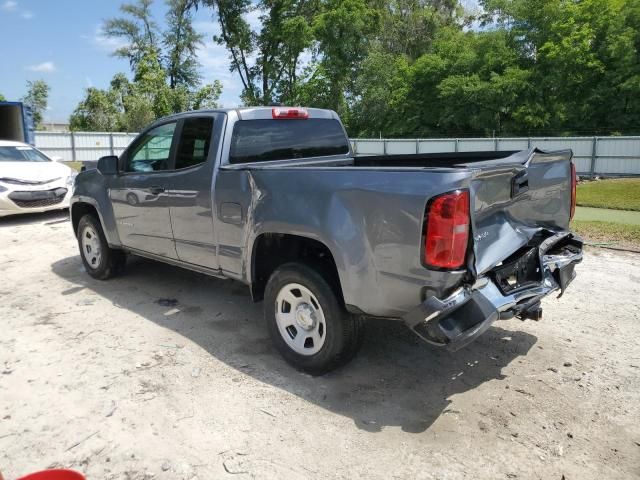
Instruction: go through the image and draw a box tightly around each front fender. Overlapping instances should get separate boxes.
[71,170,121,246]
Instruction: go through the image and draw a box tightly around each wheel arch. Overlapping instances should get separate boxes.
[249,233,345,305]
[71,201,100,236]
[70,197,120,246]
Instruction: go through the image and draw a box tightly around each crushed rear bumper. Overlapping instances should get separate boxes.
[403,232,583,350]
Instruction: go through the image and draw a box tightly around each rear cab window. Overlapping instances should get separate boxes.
[229,119,350,164]
[175,117,214,169]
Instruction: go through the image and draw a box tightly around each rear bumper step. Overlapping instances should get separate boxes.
[403,232,583,350]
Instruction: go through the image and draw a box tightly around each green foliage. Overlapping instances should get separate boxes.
[103,0,160,70]
[200,0,317,105]
[79,0,640,136]
[310,0,379,114]
[69,88,122,131]
[0,92,6,102]
[22,80,50,128]
[164,0,203,88]
[344,0,640,137]
[191,81,223,109]
[71,0,223,131]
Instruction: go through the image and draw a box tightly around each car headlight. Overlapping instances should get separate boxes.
[66,171,78,187]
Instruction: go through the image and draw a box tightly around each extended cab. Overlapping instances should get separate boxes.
[71,107,583,374]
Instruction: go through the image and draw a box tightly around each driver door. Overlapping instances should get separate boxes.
[111,121,179,259]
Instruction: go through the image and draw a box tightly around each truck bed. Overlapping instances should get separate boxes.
[352,150,520,168]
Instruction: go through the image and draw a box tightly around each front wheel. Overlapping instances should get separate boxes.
[77,214,126,280]
[264,263,364,375]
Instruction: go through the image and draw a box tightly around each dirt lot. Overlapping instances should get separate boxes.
[1,211,639,480]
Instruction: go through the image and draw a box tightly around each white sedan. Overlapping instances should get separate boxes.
[0,140,77,217]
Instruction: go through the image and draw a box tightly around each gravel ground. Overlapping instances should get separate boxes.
[1,211,639,480]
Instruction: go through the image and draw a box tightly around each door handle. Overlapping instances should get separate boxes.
[149,185,165,195]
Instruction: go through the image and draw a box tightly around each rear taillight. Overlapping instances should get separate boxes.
[424,190,470,270]
[570,162,577,220]
[272,107,309,119]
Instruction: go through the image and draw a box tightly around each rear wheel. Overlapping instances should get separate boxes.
[264,262,364,375]
[77,214,125,280]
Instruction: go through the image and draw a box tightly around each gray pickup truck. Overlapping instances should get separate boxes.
[71,107,583,374]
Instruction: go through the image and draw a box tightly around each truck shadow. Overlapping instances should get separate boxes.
[51,255,537,434]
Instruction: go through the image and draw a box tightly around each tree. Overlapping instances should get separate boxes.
[72,0,225,131]
[22,80,50,128]
[80,0,640,136]
[311,0,379,113]
[103,0,161,70]
[0,92,6,101]
[373,0,460,60]
[348,48,411,137]
[69,88,122,131]
[198,0,317,105]
[191,81,223,109]
[164,0,203,89]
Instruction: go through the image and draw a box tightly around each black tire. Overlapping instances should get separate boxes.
[264,262,364,375]
[77,214,126,280]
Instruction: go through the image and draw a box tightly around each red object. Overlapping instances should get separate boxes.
[17,470,85,480]
[271,107,309,119]
[570,162,577,220]
[424,190,470,269]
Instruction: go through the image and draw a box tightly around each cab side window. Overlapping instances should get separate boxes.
[126,122,176,173]
[175,117,214,169]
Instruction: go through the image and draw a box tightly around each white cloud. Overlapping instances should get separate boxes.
[2,1,17,11]
[21,10,32,19]
[27,61,56,73]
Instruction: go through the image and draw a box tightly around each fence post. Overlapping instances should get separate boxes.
[383,139,387,155]
[70,131,77,162]
[109,133,115,156]
[527,137,531,149]
[590,136,598,178]
[415,139,419,154]
[494,137,498,151]
[455,138,459,152]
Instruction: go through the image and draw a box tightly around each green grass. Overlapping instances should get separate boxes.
[576,178,640,211]
[573,206,640,225]
[572,220,640,250]
[63,161,83,172]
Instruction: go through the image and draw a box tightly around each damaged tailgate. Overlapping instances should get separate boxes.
[467,148,575,276]
[405,148,583,350]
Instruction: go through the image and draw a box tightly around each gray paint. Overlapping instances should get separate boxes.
[71,108,576,319]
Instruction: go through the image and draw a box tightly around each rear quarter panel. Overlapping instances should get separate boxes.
[215,167,472,318]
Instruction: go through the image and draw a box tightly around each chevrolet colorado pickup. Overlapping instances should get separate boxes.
[71,107,583,374]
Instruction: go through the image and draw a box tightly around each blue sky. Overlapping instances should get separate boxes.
[0,0,249,123]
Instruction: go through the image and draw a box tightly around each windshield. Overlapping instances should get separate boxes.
[0,146,51,162]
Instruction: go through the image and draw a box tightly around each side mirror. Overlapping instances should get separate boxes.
[97,155,118,175]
